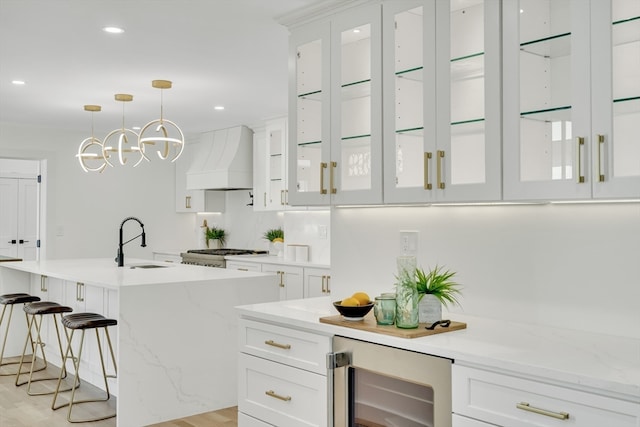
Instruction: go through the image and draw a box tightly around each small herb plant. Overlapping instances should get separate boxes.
[205,226,226,247]
[415,265,462,308]
[263,228,284,242]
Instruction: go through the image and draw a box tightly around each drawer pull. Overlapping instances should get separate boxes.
[265,339,291,350]
[265,390,291,402]
[517,402,569,420]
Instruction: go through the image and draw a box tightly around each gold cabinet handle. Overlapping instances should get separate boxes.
[597,134,605,182]
[278,271,285,287]
[264,339,291,350]
[576,137,585,183]
[321,276,326,293]
[517,402,569,420]
[424,152,433,190]
[264,192,267,207]
[40,275,47,292]
[320,162,328,194]
[76,282,84,302]
[238,268,249,271]
[330,161,337,194]
[185,195,191,209]
[437,150,445,189]
[325,275,331,293]
[265,390,291,402]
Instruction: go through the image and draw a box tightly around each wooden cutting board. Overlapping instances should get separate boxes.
[319,313,466,339]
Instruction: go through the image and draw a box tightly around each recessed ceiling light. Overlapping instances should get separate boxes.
[103,26,125,34]
[11,80,26,85]
[353,29,360,33]
[214,105,225,111]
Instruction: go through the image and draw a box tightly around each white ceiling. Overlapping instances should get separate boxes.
[0,0,321,137]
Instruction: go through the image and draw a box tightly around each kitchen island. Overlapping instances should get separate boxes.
[0,258,279,426]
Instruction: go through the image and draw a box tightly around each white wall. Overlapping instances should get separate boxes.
[1,122,196,260]
[331,203,640,339]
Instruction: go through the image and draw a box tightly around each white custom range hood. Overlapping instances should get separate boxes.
[186,125,254,190]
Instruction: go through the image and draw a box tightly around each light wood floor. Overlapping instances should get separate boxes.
[0,356,238,427]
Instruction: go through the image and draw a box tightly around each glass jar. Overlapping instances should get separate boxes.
[395,256,419,329]
[374,294,396,325]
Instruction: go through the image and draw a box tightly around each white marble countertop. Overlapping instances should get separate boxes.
[1,258,270,289]
[236,296,640,401]
[225,254,330,269]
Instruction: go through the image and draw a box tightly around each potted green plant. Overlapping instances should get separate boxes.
[205,226,226,249]
[263,228,284,256]
[415,265,462,324]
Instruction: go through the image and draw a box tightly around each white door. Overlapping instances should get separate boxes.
[0,177,39,260]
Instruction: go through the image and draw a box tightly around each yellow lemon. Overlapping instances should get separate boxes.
[351,292,370,305]
[340,297,360,307]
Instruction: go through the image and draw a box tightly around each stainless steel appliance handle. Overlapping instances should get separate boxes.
[327,351,350,427]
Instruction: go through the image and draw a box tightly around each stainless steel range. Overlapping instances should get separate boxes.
[180,249,267,268]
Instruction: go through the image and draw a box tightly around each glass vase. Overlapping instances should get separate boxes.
[395,256,419,329]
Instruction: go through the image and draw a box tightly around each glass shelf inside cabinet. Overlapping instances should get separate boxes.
[520,32,571,58]
[520,106,571,122]
[451,52,484,80]
[297,90,322,101]
[396,127,424,136]
[396,67,423,82]
[612,15,639,46]
[341,134,372,144]
[341,79,371,100]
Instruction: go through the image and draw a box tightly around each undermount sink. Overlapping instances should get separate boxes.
[129,264,170,269]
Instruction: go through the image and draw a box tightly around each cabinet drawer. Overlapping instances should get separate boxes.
[238,412,272,427]
[238,353,326,427]
[226,261,262,272]
[452,365,639,427]
[239,318,330,374]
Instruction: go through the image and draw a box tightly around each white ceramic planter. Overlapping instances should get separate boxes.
[418,294,442,324]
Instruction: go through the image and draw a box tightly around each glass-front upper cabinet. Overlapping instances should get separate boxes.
[383,0,501,204]
[288,4,382,206]
[503,0,639,200]
[591,0,640,199]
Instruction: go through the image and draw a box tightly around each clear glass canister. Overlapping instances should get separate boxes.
[374,294,396,325]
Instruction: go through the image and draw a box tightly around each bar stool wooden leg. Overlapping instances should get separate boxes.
[52,313,117,423]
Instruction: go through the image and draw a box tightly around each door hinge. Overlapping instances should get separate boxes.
[37,175,42,183]
[327,351,350,370]
[36,239,41,248]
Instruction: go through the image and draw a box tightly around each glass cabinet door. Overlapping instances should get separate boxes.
[591,0,640,198]
[330,4,383,205]
[383,0,500,204]
[288,21,331,206]
[503,0,592,200]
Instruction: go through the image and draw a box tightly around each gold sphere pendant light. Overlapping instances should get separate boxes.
[103,94,145,167]
[76,105,107,173]
[138,80,185,162]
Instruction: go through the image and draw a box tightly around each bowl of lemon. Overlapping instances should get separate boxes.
[333,292,374,321]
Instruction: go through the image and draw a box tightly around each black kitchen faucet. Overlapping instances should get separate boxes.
[116,217,146,267]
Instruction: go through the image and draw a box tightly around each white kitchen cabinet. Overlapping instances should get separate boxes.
[452,414,494,427]
[254,117,294,211]
[261,263,304,301]
[452,364,640,427]
[238,318,331,427]
[0,177,39,260]
[383,0,502,204]
[287,3,383,206]
[503,0,640,201]
[174,138,226,213]
[303,267,331,298]
[226,260,262,272]
[152,251,182,263]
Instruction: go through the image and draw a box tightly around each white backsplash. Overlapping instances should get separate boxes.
[194,191,330,264]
